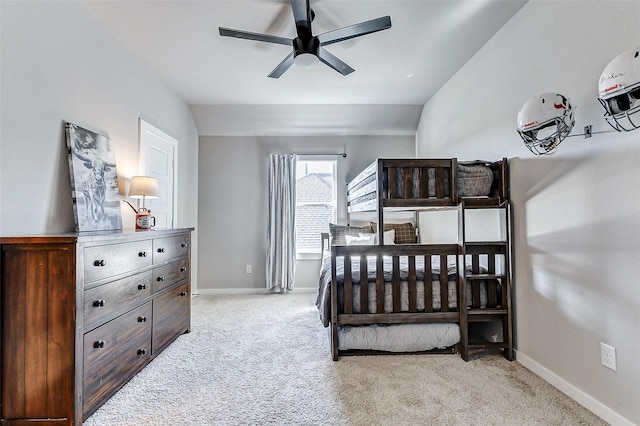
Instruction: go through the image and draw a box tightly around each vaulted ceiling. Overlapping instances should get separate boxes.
[82,0,528,136]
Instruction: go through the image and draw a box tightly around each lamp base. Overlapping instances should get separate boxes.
[135,211,155,230]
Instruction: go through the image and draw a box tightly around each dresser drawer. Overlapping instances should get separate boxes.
[83,271,152,329]
[84,240,153,283]
[152,258,189,293]
[83,303,152,416]
[152,281,190,354]
[153,234,190,264]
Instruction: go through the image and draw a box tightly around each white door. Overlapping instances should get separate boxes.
[138,119,177,228]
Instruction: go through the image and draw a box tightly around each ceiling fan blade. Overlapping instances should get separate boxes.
[219,27,292,46]
[318,47,355,76]
[317,16,392,46]
[268,52,295,78]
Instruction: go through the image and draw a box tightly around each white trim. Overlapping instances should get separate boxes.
[515,350,635,426]
[296,252,322,261]
[196,287,317,296]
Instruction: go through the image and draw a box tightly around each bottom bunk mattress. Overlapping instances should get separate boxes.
[337,322,460,352]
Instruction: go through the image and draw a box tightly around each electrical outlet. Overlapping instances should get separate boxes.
[245,264,252,274]
[600,342,617,371]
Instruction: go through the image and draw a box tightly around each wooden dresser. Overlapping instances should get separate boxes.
[0,228,193,425]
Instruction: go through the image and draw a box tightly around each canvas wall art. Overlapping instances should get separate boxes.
[65,122,122,231]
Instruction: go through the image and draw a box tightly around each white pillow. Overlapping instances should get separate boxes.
[359,229,395,245]
[383,229,395,245]
[345,233,376,246]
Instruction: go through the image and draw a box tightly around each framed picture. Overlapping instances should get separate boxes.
[65,122,122,232]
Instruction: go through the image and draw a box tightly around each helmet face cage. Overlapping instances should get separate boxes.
[518,116,572,155]
[599,85,640,132]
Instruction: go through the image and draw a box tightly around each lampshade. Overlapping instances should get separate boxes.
[129,176,159,199]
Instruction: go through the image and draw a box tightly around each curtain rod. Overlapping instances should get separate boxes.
[297,153,347,158]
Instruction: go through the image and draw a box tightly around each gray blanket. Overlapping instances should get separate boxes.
[390,161,494,199]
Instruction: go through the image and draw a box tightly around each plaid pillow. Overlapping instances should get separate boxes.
[370,222,417,244]
[329,223,374,246]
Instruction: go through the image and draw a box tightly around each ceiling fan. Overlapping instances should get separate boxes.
[219,0,391,78]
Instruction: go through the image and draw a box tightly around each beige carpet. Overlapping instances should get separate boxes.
[83,292,606,425]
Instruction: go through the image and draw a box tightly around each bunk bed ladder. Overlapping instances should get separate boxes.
[458,189,513,362]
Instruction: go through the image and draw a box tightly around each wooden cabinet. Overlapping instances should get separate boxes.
[83,302,153,415]
[0,228,193,425]
[152,281,190,354]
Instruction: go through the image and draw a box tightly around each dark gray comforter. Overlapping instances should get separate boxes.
[316,255,486,327]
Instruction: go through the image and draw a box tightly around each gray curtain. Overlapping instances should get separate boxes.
[266,153,297,293]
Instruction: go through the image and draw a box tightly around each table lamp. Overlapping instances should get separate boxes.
[128,176,159,212]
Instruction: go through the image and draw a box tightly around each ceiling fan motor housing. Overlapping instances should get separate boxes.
[293,35,320,66]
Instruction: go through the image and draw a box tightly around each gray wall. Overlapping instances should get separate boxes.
[0,2,199,287]
[416,2,639,424]
[197,135,415,291]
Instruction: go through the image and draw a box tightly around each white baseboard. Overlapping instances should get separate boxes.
[195,287,317,296]
[515,350,634,426]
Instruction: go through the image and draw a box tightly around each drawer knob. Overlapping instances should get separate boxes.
[93,299,106,307]
[93,259,106,267]
[138,284,147,290]
[138,316,148,323]
[180,267,187,272]
[157,276,165,282]
[138,251,147,257]
[180,291,188,297]
[181,243,188,248]
[137,348,148,356]
[93,340,106,349]
[157,248,165,253]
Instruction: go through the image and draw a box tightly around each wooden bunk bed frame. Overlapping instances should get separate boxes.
[325,158,512,361]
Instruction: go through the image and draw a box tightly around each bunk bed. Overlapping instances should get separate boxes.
[316,158,512,361]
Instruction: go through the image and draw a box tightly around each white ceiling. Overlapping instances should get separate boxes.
[81,0,527,136]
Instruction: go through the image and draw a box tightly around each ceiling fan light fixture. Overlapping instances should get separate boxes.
[294,52,319,68]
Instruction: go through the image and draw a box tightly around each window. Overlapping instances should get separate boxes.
[295,159,337,258]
